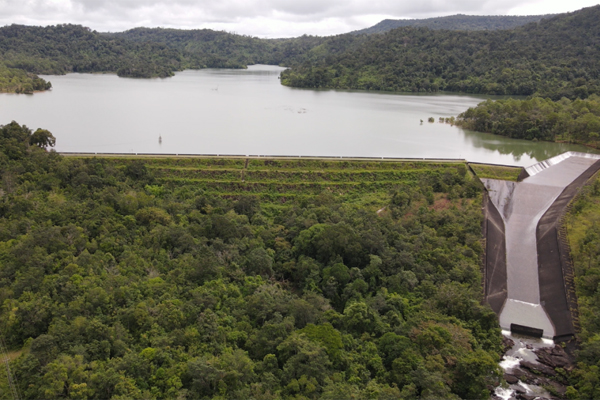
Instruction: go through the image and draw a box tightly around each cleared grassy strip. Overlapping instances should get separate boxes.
[109,157,246,169]
[157,178,413,194]
[150,168,444,183]
[151,168,243,181]
[469,164,522,181]
[147,164,444,173]
[244,169,445,183]
[248,159,464,170]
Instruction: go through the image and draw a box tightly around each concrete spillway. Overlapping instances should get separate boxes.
[482,152,600,339]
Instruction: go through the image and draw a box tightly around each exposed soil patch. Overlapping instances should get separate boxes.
[431,196,451,211]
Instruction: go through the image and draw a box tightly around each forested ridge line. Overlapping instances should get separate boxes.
[281,5,600,100]
[0,24,193,80]
[0,120,505,399]
[352,14,554,35]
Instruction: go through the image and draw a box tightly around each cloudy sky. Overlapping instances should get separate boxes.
[0,0,598,38]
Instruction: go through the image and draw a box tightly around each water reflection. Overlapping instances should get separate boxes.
[461,128,596,165]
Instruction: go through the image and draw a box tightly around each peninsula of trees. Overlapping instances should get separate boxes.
[456,95,600,147]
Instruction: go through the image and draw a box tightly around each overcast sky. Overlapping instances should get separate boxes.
[0,0,598,38]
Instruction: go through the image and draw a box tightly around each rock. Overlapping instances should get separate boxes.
[520,360,557,376]
[517,394,537,400]
[503,336,516,352]
[514,386,526,394]
[526,344,534,349]
[511,367,536,384]
[551,346,567,357]
[547,380,567,396]
[535,345,573,369]
[505,374,520,384]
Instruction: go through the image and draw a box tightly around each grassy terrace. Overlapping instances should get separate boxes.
[101,156,472,205]
[468,163,522,182]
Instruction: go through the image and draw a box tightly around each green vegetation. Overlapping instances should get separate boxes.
[281,6,600,99]
[0,64,51,94]
[469,164,522,181]
[457,95,600,146]
[565,173,600,399]
[0,23,323,92]
[0,24,194,80]
[353,14,553,35]
[0,122,502,399]
[111,28,324,69]
[2,5,600,98]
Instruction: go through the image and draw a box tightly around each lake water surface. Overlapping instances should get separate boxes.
[0,65,593,166]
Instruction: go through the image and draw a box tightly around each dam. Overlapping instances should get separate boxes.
[482,152,600,339]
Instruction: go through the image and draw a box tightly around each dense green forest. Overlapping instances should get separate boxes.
[0,64,51,94]
[1,5,599,98]
[456,95,600,146]
[353,14,553,35]
[0,24,191,79]
[0,122,504,399]
[566,173,600,399]
[281,5,600,99]
[0,23,324,92]
[110,28,324,69]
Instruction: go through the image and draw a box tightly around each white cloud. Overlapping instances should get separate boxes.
[0,0,597,37]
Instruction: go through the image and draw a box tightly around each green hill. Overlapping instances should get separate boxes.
[353,14,554,34]
[0,24,190,79]
[110,28,326,67]
[281,5,600,99]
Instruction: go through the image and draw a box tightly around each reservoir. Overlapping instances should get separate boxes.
[0,65,592,166]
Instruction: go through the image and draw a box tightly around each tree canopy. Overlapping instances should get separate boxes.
[352,14,554,35]
[456,95,600,145]
[281,5,600,99]
[0,123,502,399]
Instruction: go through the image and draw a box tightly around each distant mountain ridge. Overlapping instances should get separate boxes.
[353,14,555,34]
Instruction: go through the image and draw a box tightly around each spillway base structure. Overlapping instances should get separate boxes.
[481,152,600,340]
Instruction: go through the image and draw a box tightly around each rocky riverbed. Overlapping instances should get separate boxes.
[493,333,575,400]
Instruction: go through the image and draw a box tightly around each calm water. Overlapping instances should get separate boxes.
[0,65,592,166]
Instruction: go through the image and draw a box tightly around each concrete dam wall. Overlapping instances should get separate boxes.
[481,152,600,340]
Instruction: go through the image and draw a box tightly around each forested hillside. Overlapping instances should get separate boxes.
[0,24,190,79]
[111,28,325,68]
[0,122,503,399]
[0,23,325,92]
[456,95,600,146]
[353,14,552,35]
[281,5,600,99]
[566,174,600,399]
[1,6,599,98]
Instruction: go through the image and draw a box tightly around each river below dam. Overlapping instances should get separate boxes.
[0,65,594,166]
